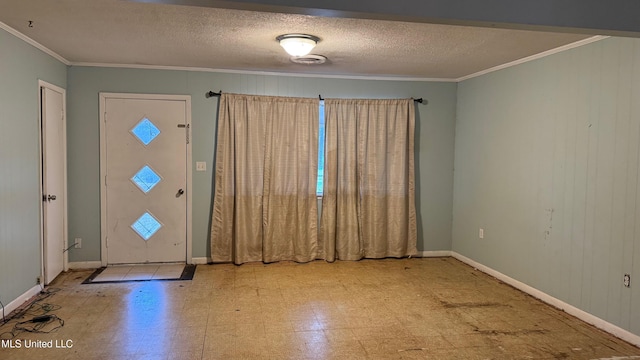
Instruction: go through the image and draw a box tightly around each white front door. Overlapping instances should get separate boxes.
[101,94,190,264]
[41,83,66,284]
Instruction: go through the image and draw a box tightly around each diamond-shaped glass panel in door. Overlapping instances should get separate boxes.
[131,212,162,241]
[131,117,160,146]
[131,165,162,193]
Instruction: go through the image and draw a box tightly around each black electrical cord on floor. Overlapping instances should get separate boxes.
[13,314,64,334]
[0,287,64,340]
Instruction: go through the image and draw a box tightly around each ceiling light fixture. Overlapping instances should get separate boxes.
[290,54,327,65]
[276,34,320,57]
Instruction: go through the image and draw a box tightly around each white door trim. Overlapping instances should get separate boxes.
[38,80,68,283]
[99,93,193,266]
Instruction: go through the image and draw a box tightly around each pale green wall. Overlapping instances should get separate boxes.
[0,29,67,305]
[66,67,457,262]
[453,37,640,335]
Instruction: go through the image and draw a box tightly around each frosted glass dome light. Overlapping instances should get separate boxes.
[276,34,320,57]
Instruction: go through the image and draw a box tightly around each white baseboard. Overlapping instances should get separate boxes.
[67,261,102,269]
[451,251,640,347]
[2,285,41,318]
[414,250,452,258]
[191,257,211,265]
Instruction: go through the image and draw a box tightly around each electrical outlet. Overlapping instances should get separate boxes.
[75,238,82,249]
[624,274,631,288]
[36,276,41,284]
[479,228,484,239]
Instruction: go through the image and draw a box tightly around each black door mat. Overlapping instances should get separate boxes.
[83,264,196,284]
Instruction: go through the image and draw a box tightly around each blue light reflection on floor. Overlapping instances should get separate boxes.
[124,282,169,354]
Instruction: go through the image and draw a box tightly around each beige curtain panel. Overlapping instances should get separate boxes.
[210,93,319,264]
[319,98,417,261]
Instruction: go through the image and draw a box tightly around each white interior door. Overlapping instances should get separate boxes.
[41,84,66,285]
[102,96,189,264]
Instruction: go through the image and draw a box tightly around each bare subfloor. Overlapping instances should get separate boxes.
[1,257,639,359]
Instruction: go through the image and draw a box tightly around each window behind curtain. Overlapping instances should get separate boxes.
[317,100,325,196]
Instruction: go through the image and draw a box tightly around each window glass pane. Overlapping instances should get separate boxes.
[317,101,325,196]
[131,212,162,241]
[131,165,161,193]
[131,117,161,146]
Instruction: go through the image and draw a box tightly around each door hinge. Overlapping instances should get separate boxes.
[104,175,107,186]
[104,112,107,122]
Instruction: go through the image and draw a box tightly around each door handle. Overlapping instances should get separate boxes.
[176,189,185,197]
[47,194,57,201]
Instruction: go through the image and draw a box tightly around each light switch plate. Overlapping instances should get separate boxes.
[196,162,206,171]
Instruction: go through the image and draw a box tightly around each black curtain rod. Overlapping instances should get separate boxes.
[207,91,423,104]
[319,95,423,103]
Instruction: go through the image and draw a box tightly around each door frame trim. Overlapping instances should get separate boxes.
[99,93,193,266]
[38,80,68,284]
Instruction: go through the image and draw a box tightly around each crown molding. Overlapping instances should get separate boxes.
[0,21,70,65]
[456,35,609,82]
[70,62,458,82]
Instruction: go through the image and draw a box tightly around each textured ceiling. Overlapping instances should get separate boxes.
[0,0,594,79]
